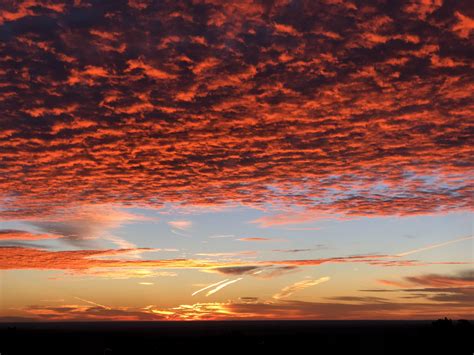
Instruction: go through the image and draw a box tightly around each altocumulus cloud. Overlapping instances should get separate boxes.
[0,0,471,221]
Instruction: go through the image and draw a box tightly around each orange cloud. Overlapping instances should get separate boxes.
[273,276,330,299]
[405,271,474,288]
[452,11,474,38]
[0,0,471,220]
[365,270,474,305]
[2,244,468,275]
[126,59,177,80]
[0,229,61,240]
[20,303,160,321]
[376,279,411,288]
[168,220,192,230]
[251,211,345,227]
[0,247,239,271]
[13,296,474,321]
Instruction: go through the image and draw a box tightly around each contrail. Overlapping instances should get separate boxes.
[74,296,111,310]
[206,278,243,296]
[192,279,230,296]
[396,235,473,257]
[273,276,330,299]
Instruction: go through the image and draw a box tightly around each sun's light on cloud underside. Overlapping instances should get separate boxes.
[0,0,472,321]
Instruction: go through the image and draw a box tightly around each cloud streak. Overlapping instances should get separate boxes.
[205,278,243,297]
[377,269,474,289]
[395,235,473,257]
[365,270,474,304]
[237,237,272,242]
[192,279,230,297]
[273,276,330,299]
[0,229,61,240]
[168,220,192,231]
[74,296,111,310]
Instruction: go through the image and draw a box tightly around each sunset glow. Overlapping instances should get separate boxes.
[0,0,472,322]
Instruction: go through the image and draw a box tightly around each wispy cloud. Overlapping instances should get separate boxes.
[195,251,257,257]
[378,269,474,289]
[74,296,111,310]
[168,220,193,237]
[26,205,146,248]
[405,270,474,288]
[273,276,330,299]
[272,248,314,253]
[168,220,192,231]
[0,229,61,240]
[170,229,191,237]
[208,234,235,239]
[237,237,272,242]
[396,235,473,257]
[280,227,322,231]
[192,279,230,297]
[211,265,299,279]
[62,268,177,280]
[251,212,339,228]
[2,245,470,275]
[364,270,474,305]
[376,279,411,288]
[205,278,243,296]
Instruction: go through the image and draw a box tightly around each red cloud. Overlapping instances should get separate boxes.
[1,246,468,273]
[0,0,472,220]
[0,229,61,240]
[377,270,474,289]
[405,271,474,288]
[0,247,240,271]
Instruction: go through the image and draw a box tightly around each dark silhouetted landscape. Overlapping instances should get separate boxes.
[1,319,473,355]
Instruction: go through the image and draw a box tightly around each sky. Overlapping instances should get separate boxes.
[0,0,473,321]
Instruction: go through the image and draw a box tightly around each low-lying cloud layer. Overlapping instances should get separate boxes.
[4,269,473,321]
[361,270,474,305]
[10,295,473,321]
[1,242,470,274]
